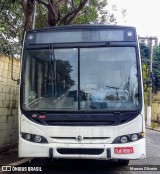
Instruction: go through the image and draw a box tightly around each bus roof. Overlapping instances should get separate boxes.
[25,25,137,44]
[27,24,136,33]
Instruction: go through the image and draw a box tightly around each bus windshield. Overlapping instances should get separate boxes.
[22,47,139,111]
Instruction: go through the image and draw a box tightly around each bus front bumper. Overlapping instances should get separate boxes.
[19,137,146,160]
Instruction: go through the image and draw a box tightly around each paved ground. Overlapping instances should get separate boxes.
[131,129,160,165]
[0,128,160,174]
[0,148,19,166]
[128,128,160,174]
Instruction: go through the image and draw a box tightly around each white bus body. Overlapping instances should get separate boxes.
[19,25,146,164]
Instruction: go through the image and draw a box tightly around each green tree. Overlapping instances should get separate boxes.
[140,42,150,63]
[1,0,124,55]
[140,42,150,85]
[153,45,160,89]
[139,42,150,104]
[0,0,24,55]
[140,41,160,89]
[19,0,109,31]
[35,0,116,28]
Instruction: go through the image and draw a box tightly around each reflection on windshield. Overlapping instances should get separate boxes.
[80,47,139,110]
[23,48,78,110]
[23,47,139,111]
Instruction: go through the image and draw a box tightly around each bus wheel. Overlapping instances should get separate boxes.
[118,159,129,166]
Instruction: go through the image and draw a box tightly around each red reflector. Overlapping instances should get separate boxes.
[114,147,134,154]
[39,115,46,119]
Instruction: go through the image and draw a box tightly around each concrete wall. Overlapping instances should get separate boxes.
[0,55,20,152]
[152,91,160,121]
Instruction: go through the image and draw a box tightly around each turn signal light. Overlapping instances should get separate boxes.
[141,132,145,137]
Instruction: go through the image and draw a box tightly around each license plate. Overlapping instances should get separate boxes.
[114,147,134,154]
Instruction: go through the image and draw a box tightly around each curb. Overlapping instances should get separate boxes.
[146,126,160,132]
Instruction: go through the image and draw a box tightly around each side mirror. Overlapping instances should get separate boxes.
[11,53,20,85]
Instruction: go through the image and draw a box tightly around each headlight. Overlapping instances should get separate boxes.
[21,133,48,143]
[34,135,42,143]
[120,136,128,143]
[25,133,31,141]
[131,134,139,141]
[112,132,144,144]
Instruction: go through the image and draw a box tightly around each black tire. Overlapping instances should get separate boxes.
[118,159,129,166]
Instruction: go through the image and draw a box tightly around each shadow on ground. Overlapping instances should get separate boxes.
[24,158,127,174]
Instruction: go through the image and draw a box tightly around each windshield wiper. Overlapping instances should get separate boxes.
[106,85,120,90]
[106,85,120,99]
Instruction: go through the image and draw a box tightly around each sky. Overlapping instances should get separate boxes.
[108,0,160,41]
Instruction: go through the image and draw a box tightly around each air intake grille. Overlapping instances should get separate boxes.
[57,148,104,155]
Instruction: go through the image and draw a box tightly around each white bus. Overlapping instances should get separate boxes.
[19,25,146,165]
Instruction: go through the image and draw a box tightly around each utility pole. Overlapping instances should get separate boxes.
[139,36,158,126]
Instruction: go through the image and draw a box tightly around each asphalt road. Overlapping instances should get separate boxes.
[130,129,160,165]
[128,128,160,174]
[5,129,160,174]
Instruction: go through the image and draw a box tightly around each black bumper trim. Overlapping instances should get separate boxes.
[49,148,53,158]
[107,148,111,158]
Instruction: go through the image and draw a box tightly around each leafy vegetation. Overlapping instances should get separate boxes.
[140,41,160,90]
[153,46,160,89]
[1,0,123,55]
[151,122,156,129]
[0,0,24,55]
